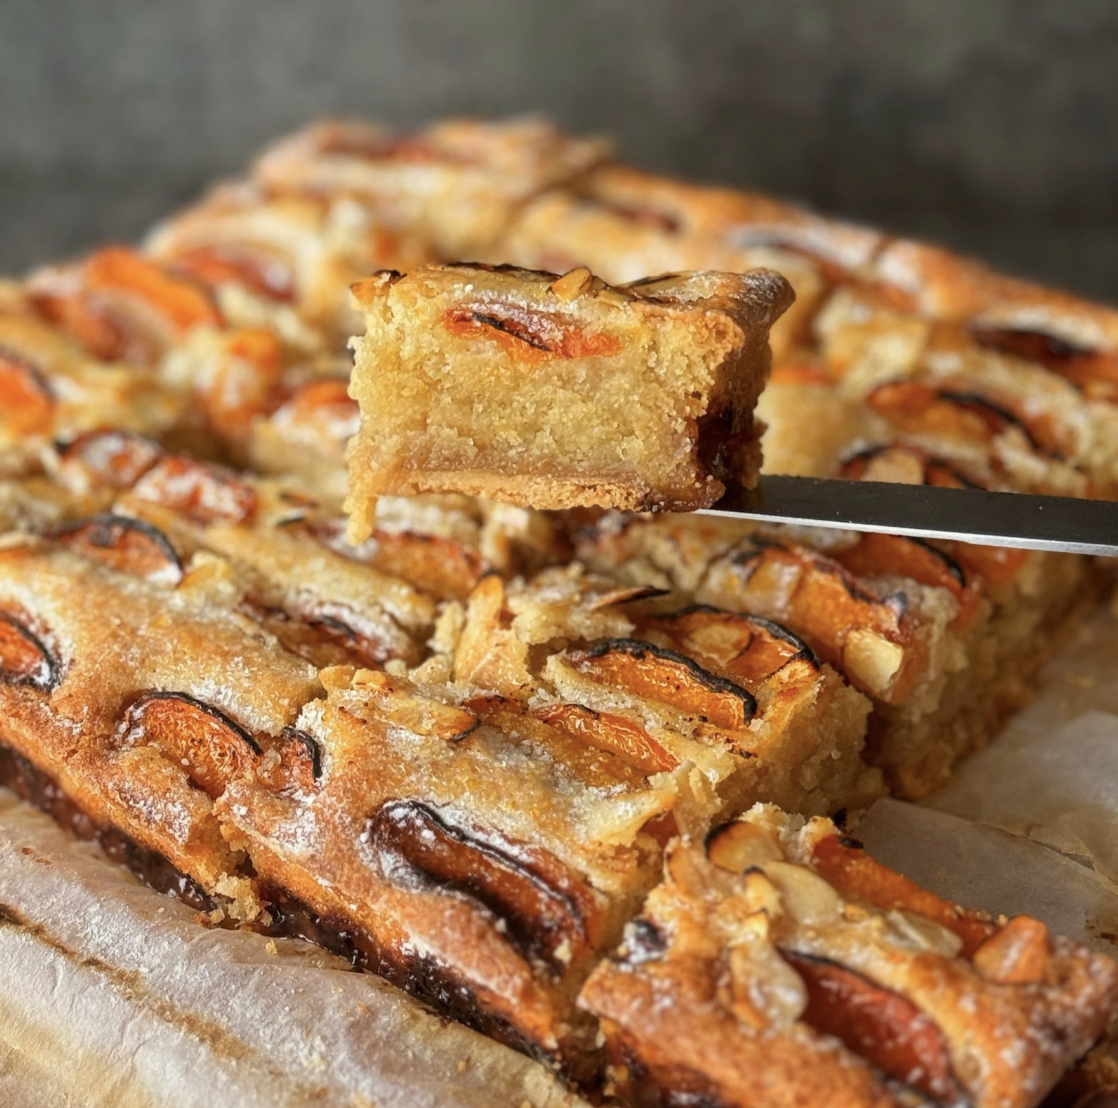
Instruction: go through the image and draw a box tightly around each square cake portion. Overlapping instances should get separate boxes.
[579,804,1118,1108]
[345,263,793,539]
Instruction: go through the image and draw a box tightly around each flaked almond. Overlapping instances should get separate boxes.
[549,267,596,301]
[841,628,904,697]
[973,915,1049,984]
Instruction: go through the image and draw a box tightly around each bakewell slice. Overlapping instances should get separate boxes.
[579,804,1118,1108]
[47,433,495,668]
[146,180,433,348]
[438,565,879,819]
[570,510,1043,797]
[496,164,882,359]
[217,664,682,1083]
[252,116,609,259]
[344,263,793,538]
[0,538,322,919]
[0,279,182,460]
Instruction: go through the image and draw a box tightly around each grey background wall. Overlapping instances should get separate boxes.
[2,0,1116,299]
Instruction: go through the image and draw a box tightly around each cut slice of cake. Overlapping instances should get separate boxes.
[344,263,793,539]
[579,804,1118,1108]
[216,664,685,1084]
[436,565,879,820]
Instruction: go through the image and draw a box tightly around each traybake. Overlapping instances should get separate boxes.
[2,114,1118,1107]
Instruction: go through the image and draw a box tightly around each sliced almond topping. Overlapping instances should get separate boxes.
[549,267,595,301]
[706,819,784,874]
[973,915,1049,984]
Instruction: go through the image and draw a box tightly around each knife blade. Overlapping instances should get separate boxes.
[697,476,1118,557]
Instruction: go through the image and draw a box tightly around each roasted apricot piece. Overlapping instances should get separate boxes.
[199,328,286,438]
[34,248,222,363]
[132,455,258,525]
[972,323,1118,399]
[0,349,54,435]
[833,533,981,631]
[368,798,594,970]
[838,443,981,490]
[0,611,59,690]
[116,691,261,798]
[276,377,359,441]
[56,430,163,490]
[810,834,995,957]
[306,611,415,669]
[565,638,757,730]
[171,243,296,302]
[838,446,1030,588]
[727,540,915,703]
[360,530,486,601]
[82,248,224,331]
[530,703,678,775]
[58,514,183,585]
[782,950,963,1104]
[259,725,323,793]
[769,359,831,386]
[866,379,1059,456]
[442,303,621,363]
[647,605,816,684]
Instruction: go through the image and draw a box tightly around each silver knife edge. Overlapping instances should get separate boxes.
[693,475,1118,558]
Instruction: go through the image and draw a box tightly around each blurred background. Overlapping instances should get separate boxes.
[3,0,1116,298]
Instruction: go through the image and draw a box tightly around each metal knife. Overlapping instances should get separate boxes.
[698,476,1118,557]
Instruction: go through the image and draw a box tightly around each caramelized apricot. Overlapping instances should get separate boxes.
[783,950,963,1103]
[277,377,359,441]
[362,530,485,601]
[58,514,183,585]
[866,380,1058,456]
[530,703,678,774]
[648,605,816,683]
[116,691,260,797]
[369,799,592,970]
[271,725,323,792]
[838,444,979,490]
[35,248,221,363]
[171,244,296,302]
[838,445,1030,589]
[726,540,915,702]
[306,611,411,669]
[199,328,285,438]
[833,533,981,631]
[0,611,59,690]
[770,360,830,387]
[443,304,622,362]
[810,834,995,957]
[972,323,1118,399]
[132,456,258,524]
[566,638,756,730]
[0,349,54,435]
[82,248,223,332]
